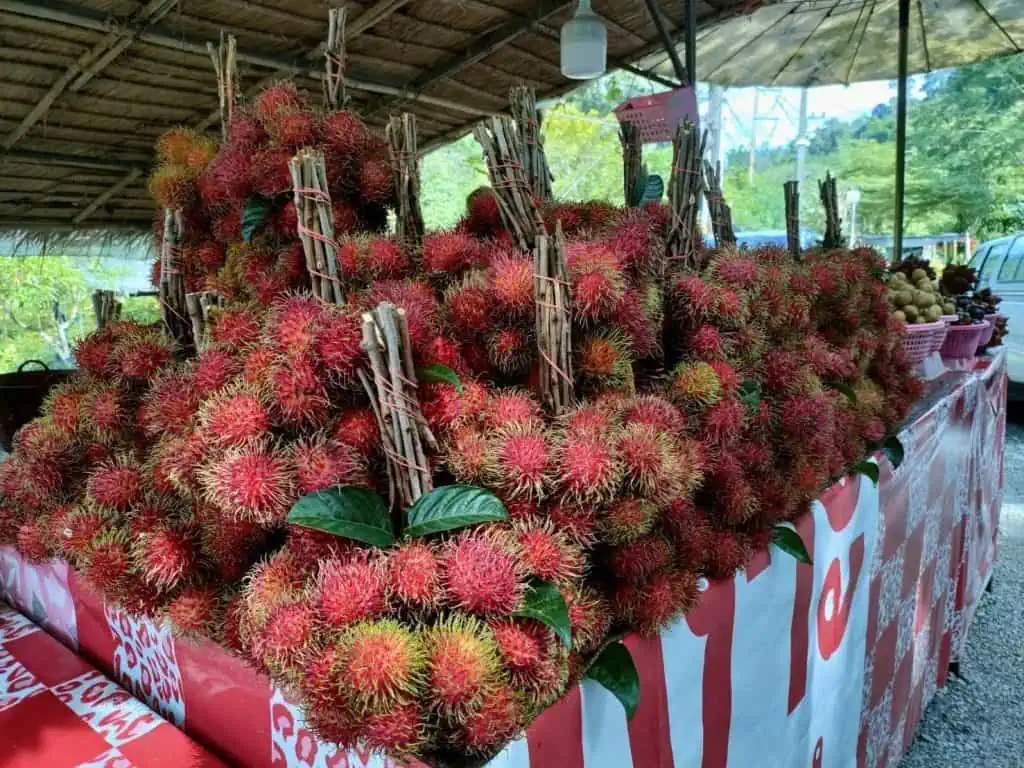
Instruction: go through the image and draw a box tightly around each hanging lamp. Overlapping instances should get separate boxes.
[560,0,607,80]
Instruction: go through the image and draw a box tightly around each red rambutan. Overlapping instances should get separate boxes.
[340,619,424,710]
[460,684,523,753]
[445,279,492,338]
[291,436,367,495]
[690,324,726,361]
[423,232,486,276]
[193,348,242,397]
[671,361,722,409]
[359,159,394,205]
[489,253,534,319]
[704,529,749,579]
[271,357,330,426]
[515,521,583,584]
[487,326,533,374]
[489,424,551,499]
[256,600,318,671]
[136,524,200,591]
[443,529,525,616]
[202,389,271,446]
[254,82,305,127]
[315,554,389,628]
[332,408,380,457]
[547,502,598,545]
[167,588,221,637]
[88,459,143,511]
[424,616,499,713]
[314,309,363,378]
[702,397,746,445]
[567,243,625,322]
[634,570,698,634]
[623,395,686,436]
[84,536,133,593]
[556,432,622,502]
[466,188,503,238]
[200,442,296,524]
[607,534,674,584]
[564,586,611,654]
[598,496,659,546]
[388,543,442,610]
[362,703,425,755]
[17,520,50,562]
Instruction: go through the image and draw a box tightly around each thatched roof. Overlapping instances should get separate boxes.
[0,0,763,236]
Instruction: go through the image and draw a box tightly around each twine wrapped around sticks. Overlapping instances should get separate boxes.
[534,221,574,415]
[207,32,237,141]
[510,85,553,201]
[323,8,347,109]
[819,172,843,248]
[784,181,801,257]
[619,121,643,208]
[159,208,192,346]
[666,120,706,273]
[473,116,546,253]
[704,159,735,248]
[359,303,437,510]
[91,290,121,330]
[386,113,425,249]
[289,149,345,305]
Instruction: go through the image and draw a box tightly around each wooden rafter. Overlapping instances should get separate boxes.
[72,167,142,224]
[1,0,177,152]
[367,0,573,117]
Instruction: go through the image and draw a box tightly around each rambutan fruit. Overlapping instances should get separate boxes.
[268,294,321,358]
[210,306,263,347]
[670,361,722,409]
[362,703,426,755]
[17,520,51,562]
[254,82,305,127]
[387,542,442,611]
[118,580,168,618]
[560,403,616,437]
[285,525,353,564]
[272,108,317,148]
[488,423,552,499]
[424,615,500,714]
[459,683,524,754]
[211,204,243,242]
[617,424,675,497]
[713,256,760,286]
[487,326,533,375]
[339,619,425,711]
[332,408,380,457]
[563,586,611,654]
[466,187,503,238]
[243,550,308,627]
[315,553,389,628]
[445,278,492,339]
[555,431,622,502]
[608,210,658,275]
[116,335,174,381]
[365,280,438,350]
[200,388,271,446]
[242,347,278,387]
[597,496,659,546]
[83,534,133,594]
[445,426,493,484]
[362,238,409,280]
[136,524,200,591]
[567,242,625,322]
[420,335,466,375]
[193,348,242,397]
[486,390,541,429]
[359,157,394,205]
[199,441,296,524]
[689,324,727,361]
[514,520,583,584]
[780,393,831,441]
[43,385,86,434]
[490,619,565,702]
[74,333,116,377]
[622,395,686,436]
[547,501,598,545]
[271,357,330,426]
[661,498,711,567]
[167,588,221,638]
[423,232,486,276]
[60,509,109,562]
[673,275,717,318]
[85,385,128,438]
[148,164,196,209]
[576,331,632,390]
[702,397,746,445]
[255,600,318,674]
[607,534,674,584]
[291,435,367,495]
[323,110,367,161]
[489,253,534,319]
[443,528,526,616]
[704,529,749,579]
[227,112,266,148]
[633,569,698,634]
[613,288,660,360]
[87,458,143,511]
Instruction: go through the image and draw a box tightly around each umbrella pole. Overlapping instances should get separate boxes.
[685,0,697,86]
[893,0,911,263]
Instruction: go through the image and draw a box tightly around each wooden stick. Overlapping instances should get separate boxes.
[784,180,800,257]
[207,32,238,140]
[386,113,425,250]
[818,172,843,248]
[704,159,735,247]
[159,207,192,347]
[289,149,345,305]
[510,85,552,201]
[620,121,643,207]
[534,221,574,415]
[185,292,204,348]
[323,7,348,109]
[666,121,706,272]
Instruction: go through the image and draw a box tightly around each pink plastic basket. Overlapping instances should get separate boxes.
[940,314,958,325]
[940,321,989,359]
[976,320,995,350]
[614,88,699,143]
[901,321,946,365]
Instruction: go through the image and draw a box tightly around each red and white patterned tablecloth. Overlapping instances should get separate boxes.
[0,351,1007,768]
[0,601,226,768]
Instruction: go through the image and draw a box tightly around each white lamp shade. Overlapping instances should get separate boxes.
[561,0,607,79]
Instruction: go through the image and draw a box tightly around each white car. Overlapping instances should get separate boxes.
[968,235,1024,393]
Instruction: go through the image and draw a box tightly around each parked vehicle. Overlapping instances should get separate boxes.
[967,235,1024,395]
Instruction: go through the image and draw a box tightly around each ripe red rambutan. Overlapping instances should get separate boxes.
[704,529,749,579]
[61,509,109,561]
[228,112,266,148]
[74,334,115,377]
[564,586,612,654]
[423,232,486,276]
[690,324,726,361]
[661,498,711,566]
[291,436,367,495]
[255,82,305,126]
[486,390,541,429]
[45,388,85,434]
[285,525,352,564]
[443,528,525,616]
[197,242,225,270]
[671,361,723,409]
[242,347,278,387]
[420,382,468,434]
[136,524,200,591]
[445,280,491,338]
[424,616,499,713]
[202,389,271,446]
[702,397,746,445]
[359,159,394,205]
[420,335,466,375]
[272,109,317,148]
[577,332,632,388]
[269,294,322,358]
[598,496,659,546]
[322,110,367,160]
[608,211,657,275]
[17,520,50,562]
[167,588,221,637]
[490,424,551,499]
[487,326,533,374]
[623,395,686,436]
[556,432,622,502]
[193,348,242,397]
[466,187,503,238]
[547,502,598,545]
[315,553,389,628]
[714,257,760,286]
[673,276,717,318]
[613,288,660,360]
[86,386,127,437]
[607,534,674,584]
[491,618,545,675]
[210,306,262,347]
[116,337,174,381]
[561,403,616,437]
[568,243,625,322]
[332,408,380,457]
[489,253,534,318]
[243,551,308,625]
[256,600,318,671]
[362,703,426,755]
[340,619,425,711]
[314,309,363,378]
[88,459,143,511]
[200,442,296,524]
[708,360,741,395]
[272,357,330,426]
[514,521,583,584]
[211,205,243,242]
[780,394,831,441]
[617,424,673,494]
[84,536,133,593]
[460,684,523,753]
[634,570,698,634]
[388,543,442,610]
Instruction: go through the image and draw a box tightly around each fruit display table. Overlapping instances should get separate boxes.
[0,350,1006,768]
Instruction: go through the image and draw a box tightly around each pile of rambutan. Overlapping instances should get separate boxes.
[0,91,925,764]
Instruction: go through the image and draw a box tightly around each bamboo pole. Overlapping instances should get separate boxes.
[386,113,425,249]
[207,32,238,141]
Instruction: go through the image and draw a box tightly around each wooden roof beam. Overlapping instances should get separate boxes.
[367,0,574,117]
[73,167,142,224]
[1,0,177,152]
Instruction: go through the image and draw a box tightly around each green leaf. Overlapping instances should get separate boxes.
[515,578,572,647]
[826,381,858,403]
[586,641,640,720]
[287,486,395,547]
[740,378,761,413]
[883,436,905,470]
[417,363,464,392]
[404,485,508,538]
[772,522,812,565]
[853,460,880,486]
[241,195,274,243]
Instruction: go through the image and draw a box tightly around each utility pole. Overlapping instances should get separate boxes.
[748,88,759,185]
[707,84,724,172]
[795,87,809,186]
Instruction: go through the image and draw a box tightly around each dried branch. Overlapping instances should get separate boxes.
[534,221,574,415]
[818,172,843,248]
[619,121,643,207]
[510,85,553,201]
[323,7,347,109]
[207,32,238,141]
[704,159,735,248]
[159,208,192,347]
[784,181,800,257]
[666,120,706,272]
[91,289,121,330]
[289,149,345,305]
[386,113,425,249]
